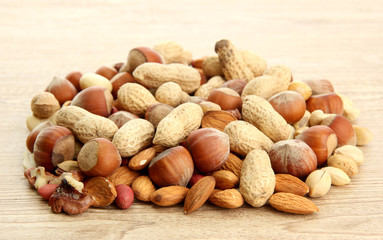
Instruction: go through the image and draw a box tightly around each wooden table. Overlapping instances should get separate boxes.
[1,0,382,239]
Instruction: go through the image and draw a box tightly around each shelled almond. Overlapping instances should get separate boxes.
[23,39,371,216]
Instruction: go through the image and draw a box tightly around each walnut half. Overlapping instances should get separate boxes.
[49,176,93,215]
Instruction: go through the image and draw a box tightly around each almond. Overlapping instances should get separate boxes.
[209,189,244,208]
[131,176,156,202]
[211,170,239,190]
[150,186,189,206]
[220,153,243,178]
[269,192,319,214]
[184,176,216,214]
[201,110,237,131]
[128,147,156,170]
[275,174,309,196]
[107,166,140,186]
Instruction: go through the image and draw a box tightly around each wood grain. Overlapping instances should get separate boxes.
[1,0,383,239]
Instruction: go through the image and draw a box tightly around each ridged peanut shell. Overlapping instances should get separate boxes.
[223,120,273,156]
[73,115,118,143]
[133,63,200,93]
[112,119,154,157]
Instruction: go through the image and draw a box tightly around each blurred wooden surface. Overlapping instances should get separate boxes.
[1,0,383,239]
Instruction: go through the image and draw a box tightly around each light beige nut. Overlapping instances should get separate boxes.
[241,75,289,100]
[73,115,118,143]
[263,65,292,84]
[198,101,221,114]
[288,81,312,100]
[201,56,223,78]
[215,39,254,82]
[294,127,309,137]
[26,114,57,131]
[321,166,351,186]
[23,150,36,169]
[117,83,158,116]
[223,120,273,156]
[293,110,311,130]
[334,145,364,165]
[79,73,112,92]
[155,82,184,107]
[112,119,154,157]
[153,103,203,147]
[327,154,358,177]
[55,106,90,132]
[242,95,294,142]
[133,63,201,94]
[153,41,192,64]
[131,176,156,202]
[209,189,244,209]
[240,50,267,77]
[305,169,331,198]
[309,110,335,126]
[239,149,275,207]
[338,93,360,122]
[353,125,373,146]
[31,92,60,118]
[194,76,226,98]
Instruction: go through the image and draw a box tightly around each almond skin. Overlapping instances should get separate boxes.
[275,174,309,196]
[131,176,156,202]
[269,192,319,214]
[211,170,239,190]
[220,153,243,178]
[150,186,189,206]
[107,166,140,187]
[201,110,237,131]
[184,176,216,214]
[209,189,244,208]
[129,147,156,171]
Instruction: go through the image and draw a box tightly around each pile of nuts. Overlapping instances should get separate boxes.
[23,40,373,215]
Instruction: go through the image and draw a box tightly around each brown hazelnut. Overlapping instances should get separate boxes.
[95,66,118,80]
[110,72,136,99]
[207,88,242,111]
[127,47,164,73]
[304,79,334,95]
[34,126,75,172]
[108,110,139,128]
[321,114,356,146]
[306,93,343,114]
[70,86,113,117]
[30,92,60,118]
[45,76,78,105]
[77,138,121,177]
[296,125,338,166]
[186,128,230,173]
[220,79,247,95]
[145,103,174,128]
[268,91,306,124]
[65,71,82,91]
[26,121,54,153]
[148,146,194,187]
[269,139,317,178]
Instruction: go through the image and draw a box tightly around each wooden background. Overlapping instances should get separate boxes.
[1,0,383,239]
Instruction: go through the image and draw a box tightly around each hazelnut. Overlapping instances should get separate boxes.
[304,79,334,95]
[207,88,242,111]
[113,62,124,72]
[95,66,118,80]
[268,91,306,124]
[269,139,317,178]
[321,114,356,146]
[220,79,247,95]
[34,126,75,172]
[108,110,139,128]
[186,128,230,173]
[148,146,194,187]
[127,47,164,73]
[70,86,114,117]
[296,125,338,166]
[145,103,174,128]
[45,76,78,105]
[110,72,136,99]
[65,71,82,91]
[26,121,54,153]
[30,92,60,118]
[306,93,344,114]
[77,138,121,177]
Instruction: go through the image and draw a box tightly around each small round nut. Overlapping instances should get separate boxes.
[79,73,113,92]
[31,92,60,118]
